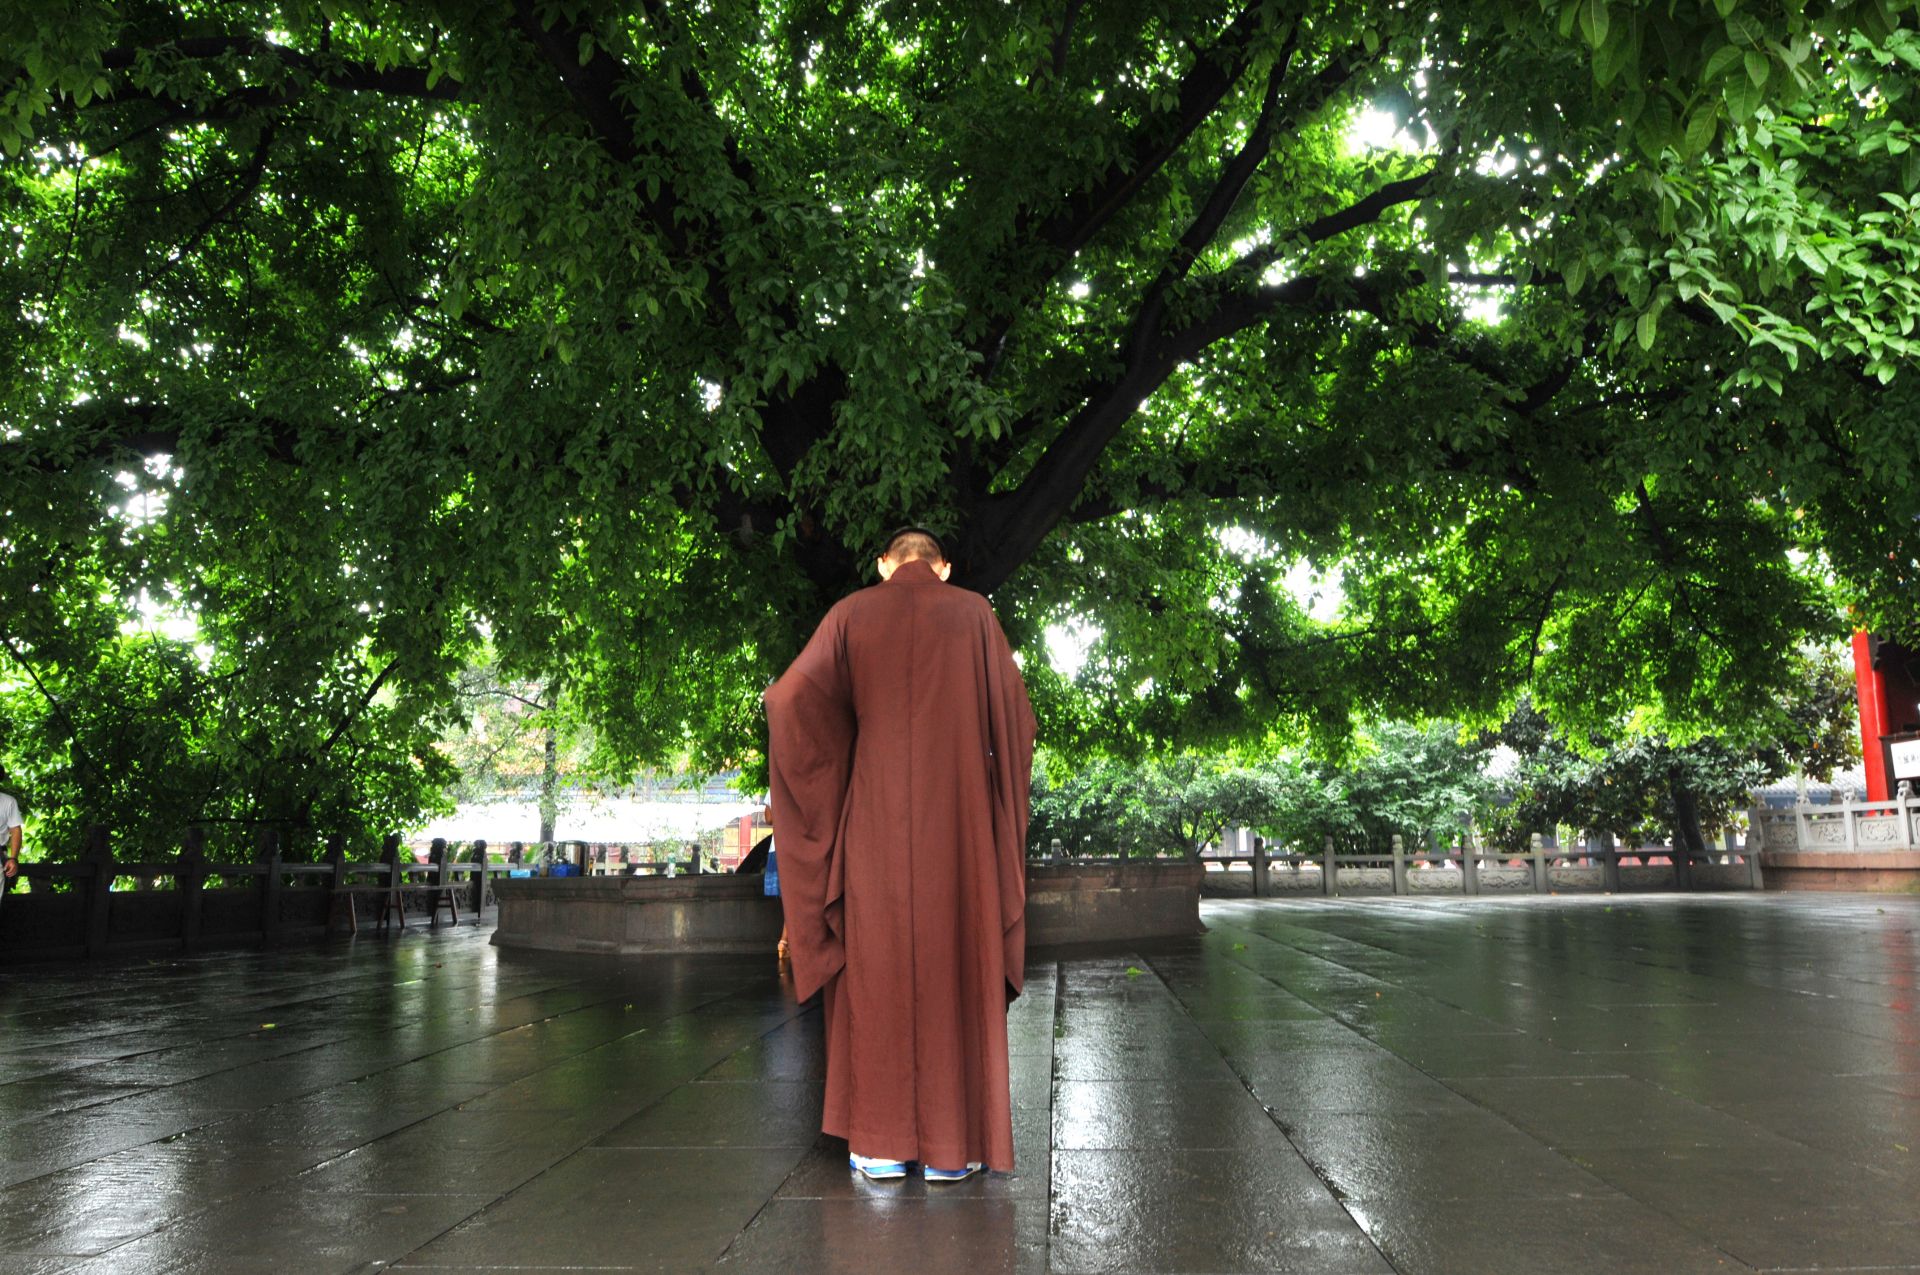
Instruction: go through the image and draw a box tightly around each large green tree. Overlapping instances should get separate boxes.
[4,2,1918,841]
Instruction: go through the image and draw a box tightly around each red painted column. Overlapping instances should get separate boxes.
[1855,630,1891,801]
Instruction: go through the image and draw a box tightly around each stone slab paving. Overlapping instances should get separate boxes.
[1,893,1917,1273]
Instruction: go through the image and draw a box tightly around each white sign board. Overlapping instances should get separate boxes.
[1890,737,1920,781]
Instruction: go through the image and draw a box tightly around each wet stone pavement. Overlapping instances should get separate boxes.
[1,894,1918,1274]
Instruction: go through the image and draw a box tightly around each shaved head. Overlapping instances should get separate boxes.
[877,526,952,582]
[882,529,945,564]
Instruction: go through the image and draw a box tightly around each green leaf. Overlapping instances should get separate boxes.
[1636,308,1659,351]
[1702,43,1743,82]
[1565,256,1589,297]
[1683,104,1719,157]
[1745,49,1771,88]
[1580,0,1611,50]
[1725,73,1763,122]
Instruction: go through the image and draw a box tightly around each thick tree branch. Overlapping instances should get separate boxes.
[138,119,276,292]
[636,0,757,191]
[507,0,703,264]
[971,1,1277,376]
[963,272,1331,591]
[1027,0,1089,88]
[1026,2,1272,263]
[1128,53,1292,363]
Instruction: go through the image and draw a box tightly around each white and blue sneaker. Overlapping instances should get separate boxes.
[923,1162,984,1183]
[849,1152,909,1181]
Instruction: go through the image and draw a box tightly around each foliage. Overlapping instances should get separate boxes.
[1481,649,1861,851]
[3,2,1917,841]
[0,627,455,862]
[1029,720,1495,858]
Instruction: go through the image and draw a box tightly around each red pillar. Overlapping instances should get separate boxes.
[1855,629,1891,801]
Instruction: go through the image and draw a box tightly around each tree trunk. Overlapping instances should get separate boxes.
[1670,776,1706,890]
[1670,779,1707,854]
[538,725,558,843]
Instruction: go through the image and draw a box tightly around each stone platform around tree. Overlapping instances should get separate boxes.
[2,893,1918,1273]
[491,860,1205,955]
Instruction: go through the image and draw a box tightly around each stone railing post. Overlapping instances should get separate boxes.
[1321,836,1336,897]
[1741,821,1764,888]
[1529,833,1547,893]
[1673,833,1693,891]
[1460,831,1480,896]
[471,839,489,916]
[178,827,208,951]
[1252,833,1271,898]
[1390,834,1407,895]
[83,823,114,958]
[257,826,284,946]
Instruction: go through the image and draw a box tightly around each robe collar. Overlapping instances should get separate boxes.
[884,559,945,586]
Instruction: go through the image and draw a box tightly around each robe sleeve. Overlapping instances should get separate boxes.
[983,609,1038,999]
[764,608,855,1002]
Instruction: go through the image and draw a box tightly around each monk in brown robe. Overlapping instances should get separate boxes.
[764,527,1036,1180]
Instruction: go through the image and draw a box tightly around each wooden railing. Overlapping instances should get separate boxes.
[0,826,521,960]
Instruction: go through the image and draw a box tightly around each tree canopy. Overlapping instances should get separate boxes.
[4,1,1918,843]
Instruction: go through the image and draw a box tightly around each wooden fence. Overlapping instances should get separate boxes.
[0,826,521,960]
[0,828,754,961]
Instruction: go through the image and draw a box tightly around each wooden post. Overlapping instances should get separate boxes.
[83,823,114,958]
[1460,831,1480,896]
[471,839,489,917]
[380,832,404,929]
[1390,834,1408,895]
[322,834,348,933]
[257,826,283,946]
[179,827,208,951]
[1321,836,1336,897]
[1529,833,1547,894]
[1251,832,1271,898]
[426,836,448,926]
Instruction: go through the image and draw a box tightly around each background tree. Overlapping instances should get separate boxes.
[1029,720,1494,858]
[4,2,1915,843]
[1482,648,1861,853]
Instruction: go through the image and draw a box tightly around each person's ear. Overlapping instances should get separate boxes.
[877,557,896,580]
[934,561,952,581]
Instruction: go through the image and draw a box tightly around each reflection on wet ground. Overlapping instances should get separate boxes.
[2,893,1917,1273]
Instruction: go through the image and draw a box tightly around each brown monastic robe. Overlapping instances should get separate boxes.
[764,557,1036,1171]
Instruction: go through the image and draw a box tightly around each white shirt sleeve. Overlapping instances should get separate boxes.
[0,794,20,832]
